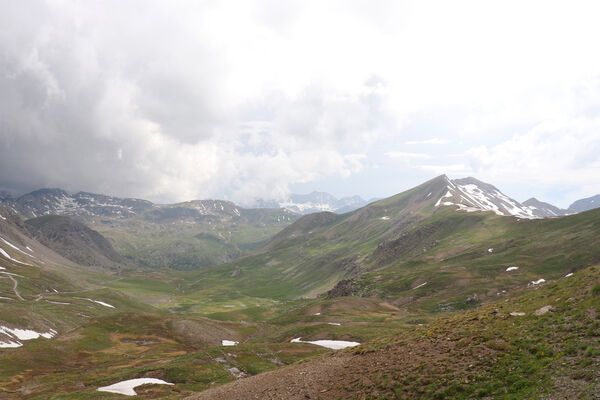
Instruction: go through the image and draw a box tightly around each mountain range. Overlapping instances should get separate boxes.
[0,174,599,398]
[3,178,599,220]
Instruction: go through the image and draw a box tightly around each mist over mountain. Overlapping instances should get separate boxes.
[250,191,374,215]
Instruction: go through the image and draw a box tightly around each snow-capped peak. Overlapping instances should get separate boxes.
[435,177,539,219]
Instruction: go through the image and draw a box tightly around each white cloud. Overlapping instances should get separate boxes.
[385,152,431,160]
[405,139,449,145]
[1,1,600,204]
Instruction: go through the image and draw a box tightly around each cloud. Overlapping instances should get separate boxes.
[0,1,401,203]
[1,1,600,205]
[405,138,450,145]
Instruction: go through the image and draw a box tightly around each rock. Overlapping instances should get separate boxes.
[327,279,360,298]
[534,305,553,315]
[466,293,479,303]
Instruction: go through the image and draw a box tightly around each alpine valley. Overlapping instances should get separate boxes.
[0,175,599,399]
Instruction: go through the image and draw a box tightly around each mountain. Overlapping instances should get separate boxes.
[24,215,126,271]
[2,176,600,398]
[522,197,566,218]
[2,190,300,270]
[7,189,153,221]
[253,191,371,214]
[435,176,539,218]
[567,193,600,213]
[186,174,600,303]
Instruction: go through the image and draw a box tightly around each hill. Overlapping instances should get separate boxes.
[24,215,127,271]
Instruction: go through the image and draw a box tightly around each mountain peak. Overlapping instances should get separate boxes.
[434,177,537,218]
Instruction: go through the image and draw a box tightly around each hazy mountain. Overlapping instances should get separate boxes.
[567,194,600,213]
[253,191,371,214]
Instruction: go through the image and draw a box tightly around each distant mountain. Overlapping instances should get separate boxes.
[7,189,153,221]
[519,194,600,218]
[1,188,300,270]
[522,198,566,218]
[253,191,371,214]
[567,194,600,213]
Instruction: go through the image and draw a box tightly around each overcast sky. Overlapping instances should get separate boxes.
[1,1,600,207]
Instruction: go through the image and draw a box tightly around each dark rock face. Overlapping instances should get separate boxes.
[327,279,360,298]
[24,215,125,270]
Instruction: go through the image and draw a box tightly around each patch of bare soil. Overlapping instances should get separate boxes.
[185,335,486,400]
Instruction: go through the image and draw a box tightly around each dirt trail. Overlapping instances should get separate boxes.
[8,275,24,301]
[184,352,350,400]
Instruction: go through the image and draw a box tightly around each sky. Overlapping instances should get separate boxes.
[1,1,600,208]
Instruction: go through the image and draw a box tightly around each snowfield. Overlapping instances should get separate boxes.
[97,378,173,396]
[291,337,360,350]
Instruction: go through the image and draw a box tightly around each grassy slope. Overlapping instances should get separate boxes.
[185,266,600,400]
[329,265,600,399]
[170,177,600,315]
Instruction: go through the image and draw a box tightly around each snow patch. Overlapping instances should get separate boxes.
[0,326,56,344]
[506,266,519,272]
[81,298,115,308]
[488,248,493,253]
[97,378,173,396]
[0,214,5,220]
[564,273,573,278]
[412,281,427,290]
[327,322,341,326]
[313,312,321,316]
[0,248,32,266]
[221,340,238,346]
[46,300,71,305]
[530,279,546,285]
[0,237,34,258]
[291,337,360,350]
[510,312,526,317]
[380,216,390,220]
